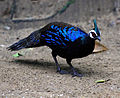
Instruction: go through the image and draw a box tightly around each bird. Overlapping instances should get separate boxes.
[7,19,101,77]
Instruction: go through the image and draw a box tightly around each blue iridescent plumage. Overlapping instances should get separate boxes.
[49,24,88,42]
[8,21,101,77]
[40,24,89,48]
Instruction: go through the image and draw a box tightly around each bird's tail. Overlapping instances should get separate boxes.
[7,38,29,51]
[7,29,42,51]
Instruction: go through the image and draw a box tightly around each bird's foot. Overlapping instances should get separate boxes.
[57,68,69,74]
[71,69,83,77]
[72,72,83,77]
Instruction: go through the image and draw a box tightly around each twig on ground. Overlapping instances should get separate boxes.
[11,0,75,23]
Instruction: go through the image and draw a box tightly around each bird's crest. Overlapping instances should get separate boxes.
[89,20,101,41]
[93,19,101,36]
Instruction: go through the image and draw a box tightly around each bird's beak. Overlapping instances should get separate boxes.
[96,36,101,41]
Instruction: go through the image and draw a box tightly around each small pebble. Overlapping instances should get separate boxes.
[26,89,29,91]
[0,45,6,47]
[59,94,63,96]
[4,26,11,30]
[118,88,120,90]
[2,93,4,96]
[11,93,14,95]
[25,92,28,94]
[116,18,120,24]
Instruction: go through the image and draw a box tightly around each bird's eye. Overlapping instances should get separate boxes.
[91,32,96,37]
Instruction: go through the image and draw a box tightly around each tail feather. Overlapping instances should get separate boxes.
[7,30,42,51]
[7,38,28,51]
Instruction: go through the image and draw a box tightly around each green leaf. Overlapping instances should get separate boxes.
[95,80,105,83]
[13,53,23,57]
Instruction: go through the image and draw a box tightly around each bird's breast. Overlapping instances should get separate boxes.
[65,38,95,59]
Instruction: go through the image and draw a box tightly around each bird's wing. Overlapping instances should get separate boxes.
[60,26,88,42]
[41,29,68,48]
[41,22,88,48]
[50,22,88,42]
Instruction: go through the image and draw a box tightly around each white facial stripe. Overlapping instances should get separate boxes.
[89,30,98,39]
[89,33,93,38]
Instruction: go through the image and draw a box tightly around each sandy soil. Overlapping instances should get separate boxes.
[0,12,120,97]
[0,0,120,97]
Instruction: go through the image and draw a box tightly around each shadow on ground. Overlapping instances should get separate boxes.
[11,59,109,77]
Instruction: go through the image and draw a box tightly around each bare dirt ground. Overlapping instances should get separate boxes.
[0,13,120,97]
[0,0,120,97]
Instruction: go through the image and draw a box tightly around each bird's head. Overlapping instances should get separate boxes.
[89,19,101,41]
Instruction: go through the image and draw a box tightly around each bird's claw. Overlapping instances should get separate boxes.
[72,72,83,77]
[70,70,83,77]
[56,67,82,77]
[57,69,69,74]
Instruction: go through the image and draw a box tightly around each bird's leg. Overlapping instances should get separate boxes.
[52,51,68,74]
[66,59,83,77]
